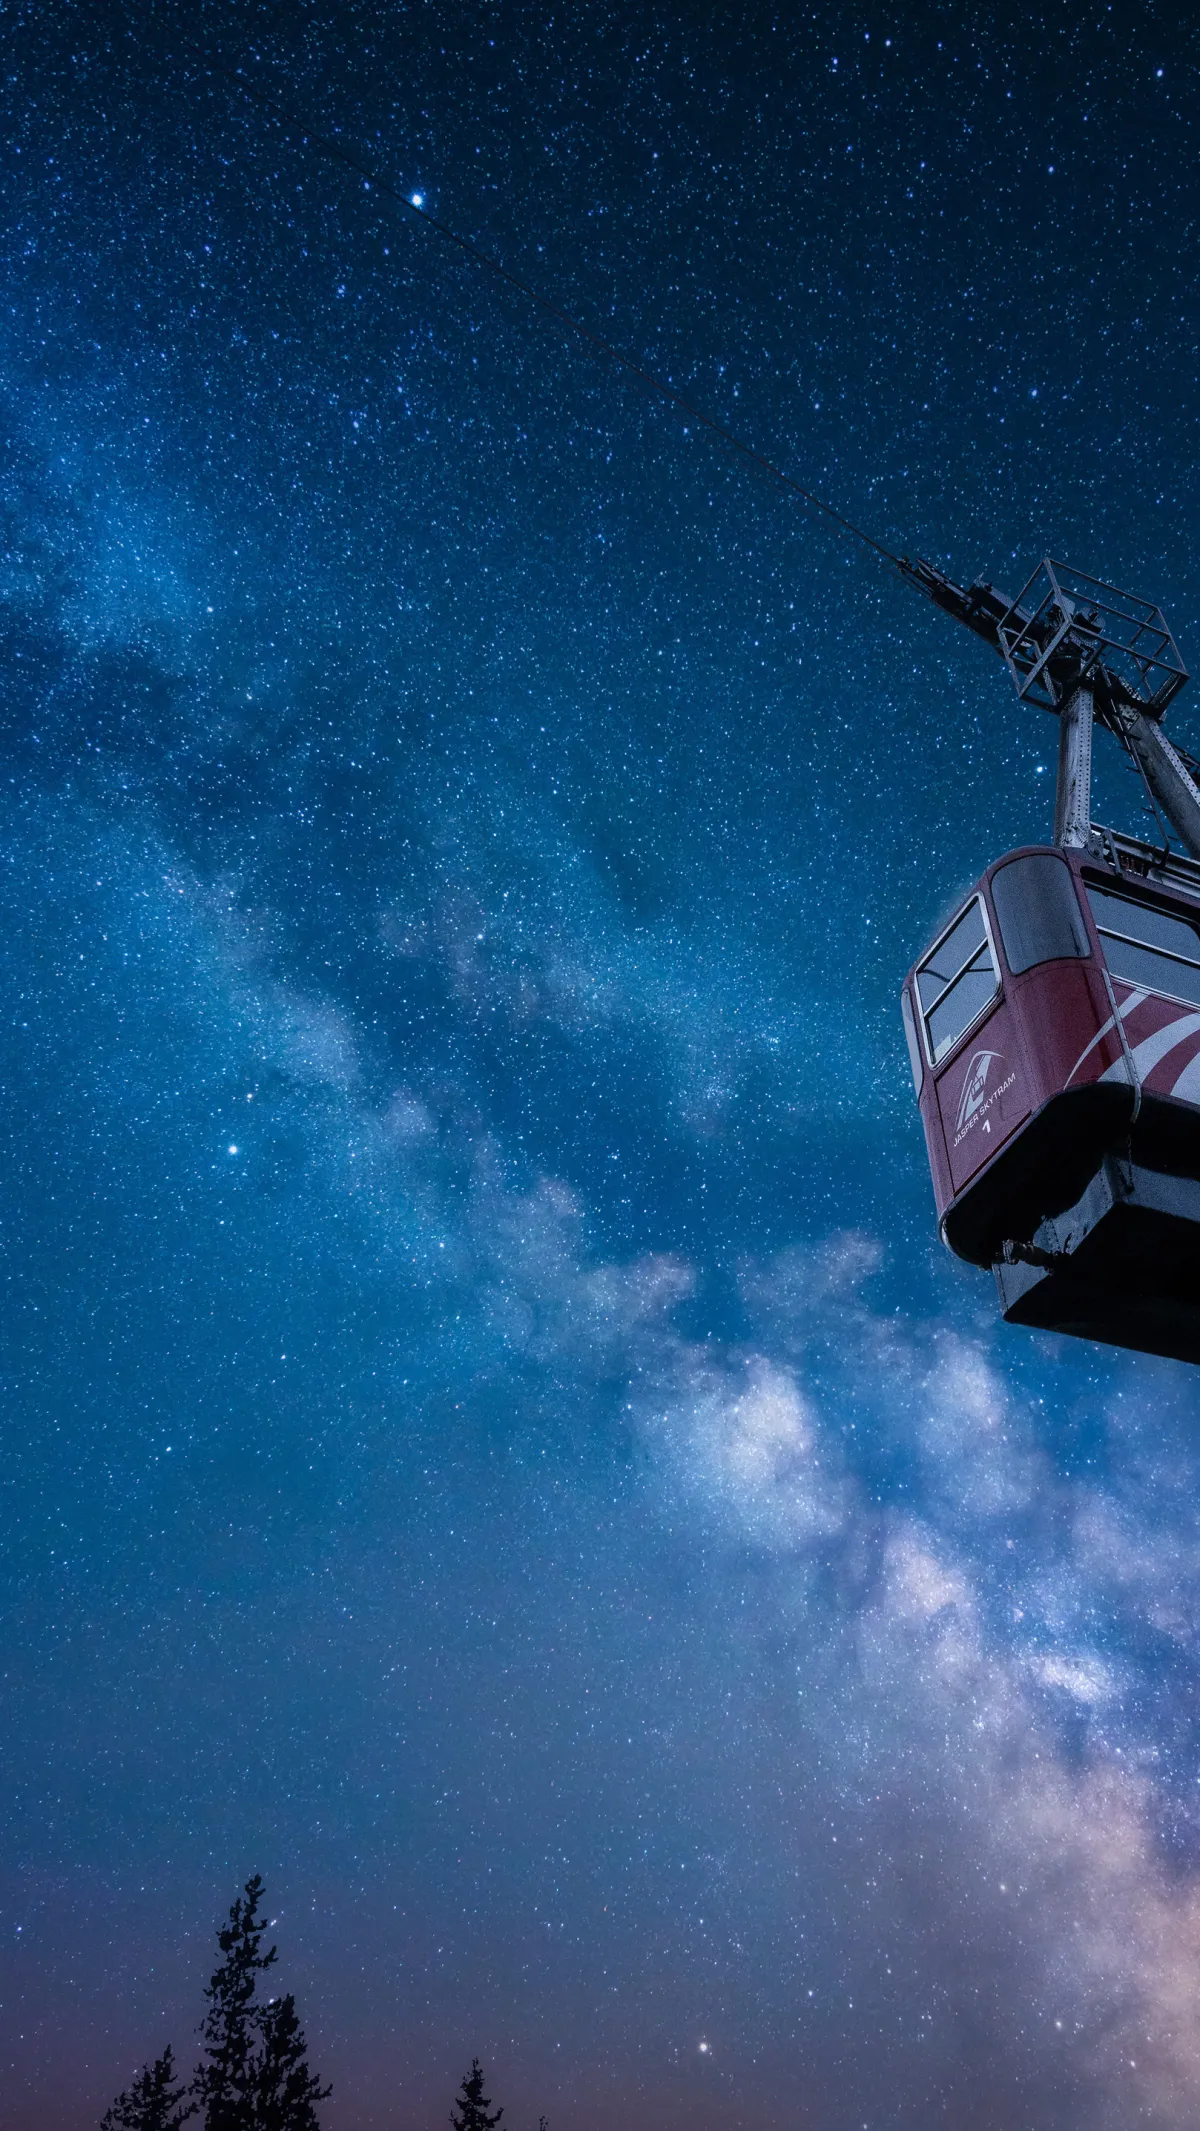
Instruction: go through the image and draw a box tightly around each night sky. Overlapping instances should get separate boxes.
[3,3,1200,2127]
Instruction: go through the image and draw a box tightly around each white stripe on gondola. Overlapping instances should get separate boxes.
[1065,988,1146,1086]
[1101,1009,1200,1084]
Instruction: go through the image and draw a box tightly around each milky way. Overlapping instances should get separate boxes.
[2,4,1199,2127]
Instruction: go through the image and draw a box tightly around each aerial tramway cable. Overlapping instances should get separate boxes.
[194,50,906,573]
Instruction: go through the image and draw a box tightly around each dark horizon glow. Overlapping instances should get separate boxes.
[2,4,1200,2128]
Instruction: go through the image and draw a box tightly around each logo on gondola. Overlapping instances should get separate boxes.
[956,1049,1002,1135]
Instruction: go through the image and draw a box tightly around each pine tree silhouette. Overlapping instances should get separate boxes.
[450,2060,504,2131]
[101,2045,195,2131]
[253,1993,331,2131]
[193,1875,278,2131]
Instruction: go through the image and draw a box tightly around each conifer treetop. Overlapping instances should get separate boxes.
[100,2045,196,2131]
[450,2060,504,2131]
[194,1873,280,2131]
[102,1876,329,2131]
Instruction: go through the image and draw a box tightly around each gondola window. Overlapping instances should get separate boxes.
[1086,884,1200,1010]
[916,899,1000,1064]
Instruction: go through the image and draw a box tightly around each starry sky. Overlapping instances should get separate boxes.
[3,3,1200,2127]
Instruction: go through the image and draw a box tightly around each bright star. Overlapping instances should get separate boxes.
[227,1144,239,1155]
[411,193,424,207]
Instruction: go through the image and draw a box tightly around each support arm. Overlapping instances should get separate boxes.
[1112,707,1200,862]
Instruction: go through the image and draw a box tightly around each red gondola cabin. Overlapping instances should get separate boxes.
[903,832,1200,1363]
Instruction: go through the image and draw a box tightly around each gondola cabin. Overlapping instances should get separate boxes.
[903,832,1200,1363]
[895,555,1200,1362]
